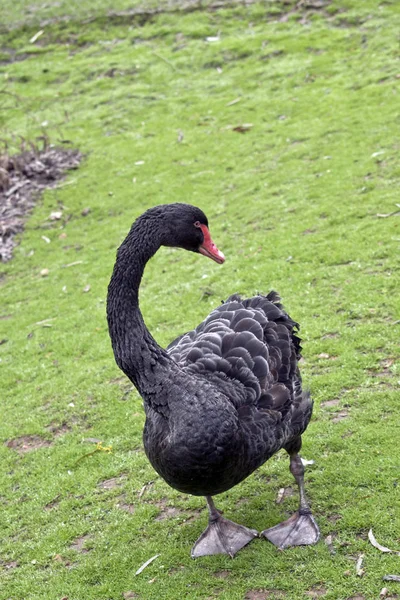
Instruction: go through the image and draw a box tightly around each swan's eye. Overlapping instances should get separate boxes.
[194,221,201,228]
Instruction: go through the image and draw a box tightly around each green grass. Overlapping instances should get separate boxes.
[1,0,400,598]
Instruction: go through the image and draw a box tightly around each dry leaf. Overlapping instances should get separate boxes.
[83,285,91,293]
[49,211,62,220]
[332,410,349,423]
[40,268,49,277]
[41,235,51,244]
[383,575,400,582]
[135,554,160,576]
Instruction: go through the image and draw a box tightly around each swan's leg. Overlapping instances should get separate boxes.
[191,496,258,558]
[262,452,320,549]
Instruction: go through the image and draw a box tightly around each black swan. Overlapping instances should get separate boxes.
[107,203,320,557]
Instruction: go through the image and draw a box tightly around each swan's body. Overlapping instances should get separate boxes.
[107,203,319,557]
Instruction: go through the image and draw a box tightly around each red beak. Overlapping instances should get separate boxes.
[198,224,225,264]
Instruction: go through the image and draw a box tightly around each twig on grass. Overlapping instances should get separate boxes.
[73,442,113,467]
[138,481,154,499]
[368,529,400,555]
[135,554,160,576]
[356,554,365,577]
[377,204,400,218]
[152,51,178,72]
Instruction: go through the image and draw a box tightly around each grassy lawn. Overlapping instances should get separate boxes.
[1,0,400,598]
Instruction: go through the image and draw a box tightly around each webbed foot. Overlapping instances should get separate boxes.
[262,509,320,550]
[191,514,258,558]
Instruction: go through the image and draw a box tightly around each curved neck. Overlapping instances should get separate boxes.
[106,215,177,395]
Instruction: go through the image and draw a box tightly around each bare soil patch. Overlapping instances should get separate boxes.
[154,500,185,521]
[98,475,127,490]
[244,590,287,599]
[5,434,52,453]
[2,561,19,570]
[46,420,71,437]
[331,410,349,423]
[117,501,135,514]
[44,494,61,511]
[320,399,340,408]
[70,534,92,553]
[306,586,327,598]
[0,145,81,262]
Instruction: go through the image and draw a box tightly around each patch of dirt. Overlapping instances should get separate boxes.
[154,502,185,521]
[0,49,32,65]
[341,430,354,438]
[235,497,250,507]
[346,596,365,600]
[180,507,203,524]
[2,561,19,570]
[5,434,52,454]
[306,586,327,598]
[327,514,342,523]
[117,502,135,514]
[2,0,336,36]
[70,534,92,553]
[321,331,340,339]
[44,494,61,511]
[331,410,349,423]
[53,553,73,568]
[98,475,126,490]
[367,358,397,381]
[320,399,340,408]
[214,569,231,579]
[115,492,135,513]
[46,420,71,437]
[260,50,285,61]
[90,67,139,81]
[245,590,287,599]
[0,144,82,262]
[152,498,202,523]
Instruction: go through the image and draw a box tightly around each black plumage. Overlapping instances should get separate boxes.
[107,203,319,557]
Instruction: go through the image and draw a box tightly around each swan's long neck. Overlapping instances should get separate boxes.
[106,216,179,398]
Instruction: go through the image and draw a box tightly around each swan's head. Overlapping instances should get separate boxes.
[161,203,225,265]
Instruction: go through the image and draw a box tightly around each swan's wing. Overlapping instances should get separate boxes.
[167,292,304,418]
